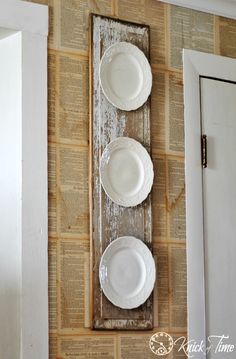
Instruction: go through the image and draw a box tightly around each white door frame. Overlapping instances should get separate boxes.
[183,49,236,357]
[159,0,236,20]
[0,1,48,358]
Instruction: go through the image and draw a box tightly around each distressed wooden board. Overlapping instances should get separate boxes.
[89,14,153,330]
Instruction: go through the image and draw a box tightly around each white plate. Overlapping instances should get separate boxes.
[100,137,154,207]
[99,236,156,309]
[99,42,152,111]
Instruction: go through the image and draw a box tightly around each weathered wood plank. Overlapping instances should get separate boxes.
[90,14,153,330]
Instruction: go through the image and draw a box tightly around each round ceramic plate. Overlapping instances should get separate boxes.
[100,137,154,207]
[99,236,156,309]
[99,42,152,111]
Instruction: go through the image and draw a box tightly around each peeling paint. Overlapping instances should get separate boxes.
[91,15,153,330]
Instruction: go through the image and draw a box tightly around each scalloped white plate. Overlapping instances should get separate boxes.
[99,236,156,309]
[99,42,152,111]
[100,137,154,207]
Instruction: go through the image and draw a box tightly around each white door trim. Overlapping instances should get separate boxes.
[159,0,236,20]
[183,49,236,357]
[0,0,48,35]
[0,1,48,358]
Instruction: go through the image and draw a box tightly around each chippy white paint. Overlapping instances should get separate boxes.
[0,1,48,358]
[91,15,153,330]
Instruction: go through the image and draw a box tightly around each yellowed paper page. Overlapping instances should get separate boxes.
[59,240,89,332]
[59,146,89,237]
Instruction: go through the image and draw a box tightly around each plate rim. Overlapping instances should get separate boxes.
[99,41,152,111]
[99,236,156,309]
[100,137,154,207]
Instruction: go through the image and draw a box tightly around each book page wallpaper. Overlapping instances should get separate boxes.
[27,0,236,357]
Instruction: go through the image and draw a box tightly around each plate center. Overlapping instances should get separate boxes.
[106,52,143,100]
[109,247,146,298]
[107,148,144,197]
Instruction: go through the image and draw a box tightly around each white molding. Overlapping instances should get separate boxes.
[183,49,236,356]
[0,31,22,359]
[0,1,48,358]
[183,51,206,357]
[184,49,236,82]
[21,31,48,359]
[159,0,236,20]
[0,0,48,36]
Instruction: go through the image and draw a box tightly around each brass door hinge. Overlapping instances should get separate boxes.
[201,134,207,168]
